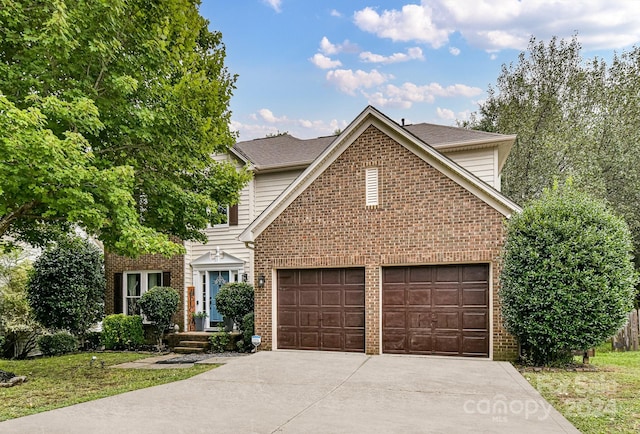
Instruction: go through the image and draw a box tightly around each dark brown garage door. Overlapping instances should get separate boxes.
[382,265,489,357]
[277,268,365,352]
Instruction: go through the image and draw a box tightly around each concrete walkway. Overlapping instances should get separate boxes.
[0,351,579,433]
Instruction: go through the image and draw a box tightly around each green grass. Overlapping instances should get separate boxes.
[0,352,217,421]
[523,350,640,433]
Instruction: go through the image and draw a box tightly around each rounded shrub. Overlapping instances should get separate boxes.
[138,286,179,349]
[215,282,254,326]
[37,331,78,356]
[101,314,144,350]
[27,236,104,338]
[500,185,638,365]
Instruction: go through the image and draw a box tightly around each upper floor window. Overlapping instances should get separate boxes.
[213,204,229,227]
[211,204,239,228]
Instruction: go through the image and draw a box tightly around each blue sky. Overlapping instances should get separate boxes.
[201,1,640,141]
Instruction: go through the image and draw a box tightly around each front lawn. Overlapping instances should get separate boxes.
[0,352,216,421]
[523,350,640,433]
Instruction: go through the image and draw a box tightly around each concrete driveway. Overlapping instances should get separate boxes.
[0,351,578,433]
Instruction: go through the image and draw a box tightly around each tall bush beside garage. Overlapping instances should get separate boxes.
[500,185,637,365]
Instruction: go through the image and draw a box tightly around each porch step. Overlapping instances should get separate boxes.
[173,346,206,354]
[167,332,213,354]
[179,340,210,349]
[175,332,212,342]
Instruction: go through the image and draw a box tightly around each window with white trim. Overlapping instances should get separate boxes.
[365,167,379,206]
[213,204,229,227]
[124,271,163,315]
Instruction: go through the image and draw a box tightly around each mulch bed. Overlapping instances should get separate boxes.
[155,352,251,364]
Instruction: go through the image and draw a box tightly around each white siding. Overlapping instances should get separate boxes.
[253,170,303,217]
[445,148,498,189]
[184,165,302,290]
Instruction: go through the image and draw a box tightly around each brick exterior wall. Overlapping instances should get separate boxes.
[104,250,186,331]
[253,125,518,360]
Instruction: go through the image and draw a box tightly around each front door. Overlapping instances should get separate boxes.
[209,271,228,325]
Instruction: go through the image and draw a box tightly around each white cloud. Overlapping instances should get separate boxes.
[353,1,640,52]
[353,4,451,48]
[436,107,455,120]
[436,108,472,123]
[309,53,342,69]
[326,69,390,95]
[319,36,359,55]
[330,9,342,18]
[262,0,282,13]
[232,111,348,140]
[363,81,483,108]
[257,108,287,123]
[449,46,461,56]
[360,47,424,64]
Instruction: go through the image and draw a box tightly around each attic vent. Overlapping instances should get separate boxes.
[365,167,379,206]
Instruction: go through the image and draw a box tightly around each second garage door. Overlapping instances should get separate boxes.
[277,268,365,352]
[382,264,489,357]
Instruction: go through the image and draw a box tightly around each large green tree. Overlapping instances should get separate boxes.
[0,0,250,257]
[468,36,640,275]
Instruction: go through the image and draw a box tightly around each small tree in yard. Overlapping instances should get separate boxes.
[138,286,179,350]
[0,249,44,358]
[500,185,638,365]
[27,237,104,341]
[215,283,254,328]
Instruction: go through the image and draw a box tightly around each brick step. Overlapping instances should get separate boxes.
[178,340,210,349]
[173,346,206,354]
[174,333,212,342]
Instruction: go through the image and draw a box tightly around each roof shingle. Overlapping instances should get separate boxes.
[232,123,512,171]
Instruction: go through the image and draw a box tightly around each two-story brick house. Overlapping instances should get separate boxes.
[105,106,520,359]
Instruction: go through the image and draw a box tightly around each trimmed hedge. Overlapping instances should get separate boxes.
[101,314,144,350]
[210,332,230,353]
[38,332,78,356]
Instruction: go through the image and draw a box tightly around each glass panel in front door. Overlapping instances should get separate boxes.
[209,271,228,324]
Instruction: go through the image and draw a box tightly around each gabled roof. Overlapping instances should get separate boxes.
[404,123,509,146]
[231,134,335,172]
[231,120,515,173]
[404,123,515,171]
[239,106,521,243]
[190,249,245,269]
